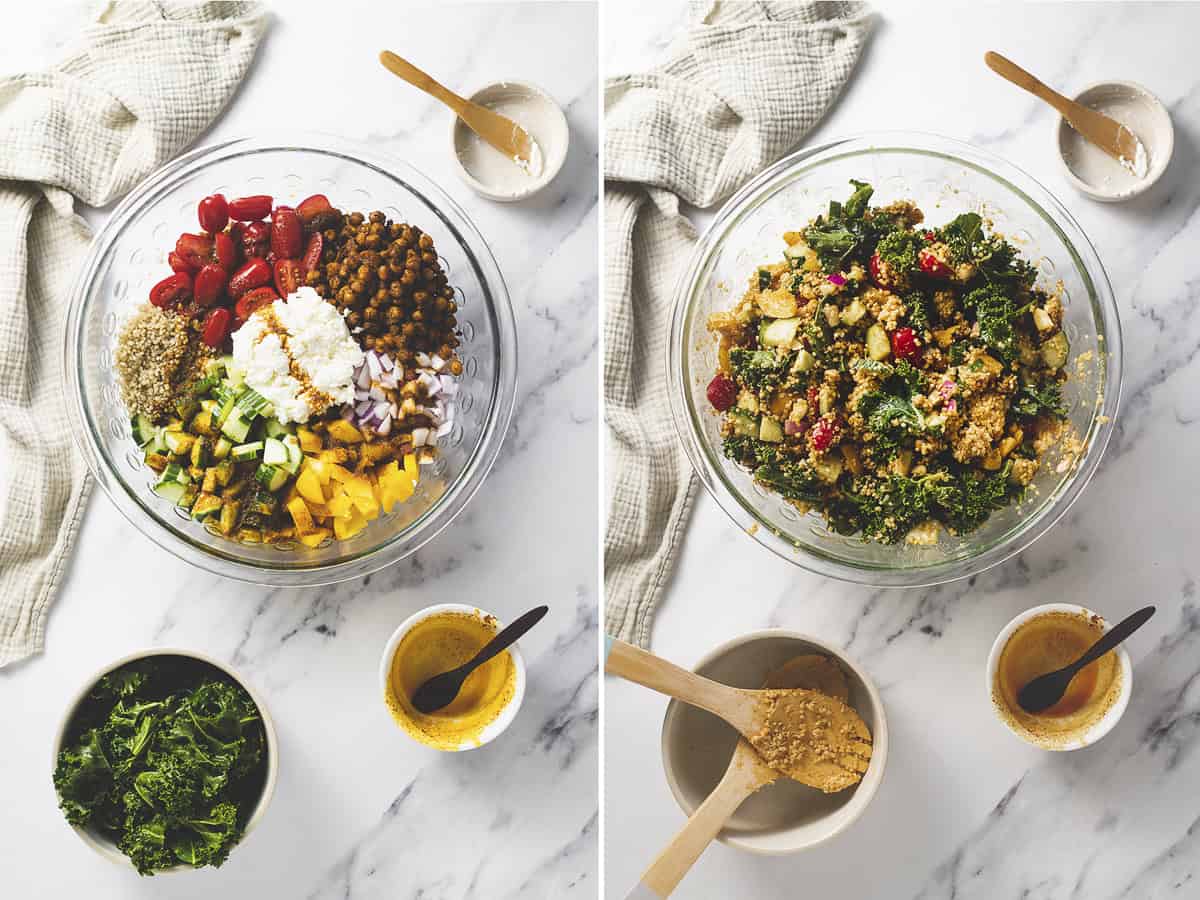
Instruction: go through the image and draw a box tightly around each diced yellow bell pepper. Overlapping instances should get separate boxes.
[286,496,315,535]
[403,453,418,481]
[327,489,355,519]
[333,507,367,540]
[307,500,331,519]
[297,427,323,454]
[296,467,325,505]
[297,527,331,548]
[327,463,354,483]
[304,458,331,486]
[326,420,364,444]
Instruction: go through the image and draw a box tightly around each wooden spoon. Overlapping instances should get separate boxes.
[633,656,851,899]
[984,51,1141,166]
[606,639,872,792]
[379,50,538,170]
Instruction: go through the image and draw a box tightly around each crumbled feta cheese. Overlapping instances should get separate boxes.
[232,286,363,423]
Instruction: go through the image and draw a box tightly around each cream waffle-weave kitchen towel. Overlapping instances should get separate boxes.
[0,2,268,667]
[604,1,871,646]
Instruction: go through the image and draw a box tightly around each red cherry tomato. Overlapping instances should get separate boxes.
[918,247,953,279]
[193,263,228,307]
[168,251,198,275]
[706,374,737,411]
[228,257,272,298]
[234,286,279,321]
[237,220,270,259]
[149,272,192,308]
[201,307,232,348]
[213,231,239,271]
[197,194,229,234]
[270,206,303,259]
[274,258,304,297]
[174,233,213,271]
[809,416,839,453]
[868,252,889,288]
[296,193,334,224]
[890,326,923,364]
[301,232,323,275]
[227,195,273,221]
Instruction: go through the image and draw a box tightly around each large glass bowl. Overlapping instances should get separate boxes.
[65,134,517,585]
[668,133,1122,586]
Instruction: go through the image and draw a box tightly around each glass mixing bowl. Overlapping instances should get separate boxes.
[65,134,517,585]
[668,133,1122,586]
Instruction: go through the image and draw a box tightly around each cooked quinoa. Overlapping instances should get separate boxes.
[705,180,1073,545]
[116,305,211,420]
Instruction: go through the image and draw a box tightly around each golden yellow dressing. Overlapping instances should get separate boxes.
[385,610,516,750]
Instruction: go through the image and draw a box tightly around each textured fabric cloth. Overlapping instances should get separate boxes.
[0,2,268,668]
[604,1,872,646]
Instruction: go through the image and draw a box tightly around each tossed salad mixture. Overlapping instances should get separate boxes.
[706,180,1075,545]
[116,192,462,547]
[53,656,268,875]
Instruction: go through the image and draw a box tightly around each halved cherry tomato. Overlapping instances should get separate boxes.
[174,233,214,271]
[918,247,953,279]
[301,232,323,275]
[297,193,333,224]
[228,195,273,221]
[235,286,279,321]
[168,251,198,275]
[197,194,228,234]
[194,263,228,307]
[149,272,192,308]
[201,307,232,348]
[270,206,303,259]
[274,258,303,296]
[213,231,239,271]
[238,220,270,259]
[228,257,272,298]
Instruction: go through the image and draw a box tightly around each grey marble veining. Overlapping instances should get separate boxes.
[0,2,598,898]
[603,2,1200,898]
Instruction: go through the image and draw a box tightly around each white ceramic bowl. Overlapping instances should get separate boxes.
[52,648,278,873]
[378,603,527,751]
[450,80,569,202]
[987,603,1133,751]
[1057,81,1173,202]
[660,630,887,855]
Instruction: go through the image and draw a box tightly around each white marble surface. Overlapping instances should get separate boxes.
[604,2,1200,898]
[0,2,598,898]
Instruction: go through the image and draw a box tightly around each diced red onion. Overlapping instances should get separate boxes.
[828,273,846,286]
[419,455,435,466]
[426,431,439,448]
[341,405,356,422]
[355,366,372,390]
[415,352,431,368]
[368,386,385,402]
[376,414,392,436]
[365,351,382,379]
[431,354,446,372]
[439,375,458,396]
[379,353,394,372]
[784,419,803,436]
[378,371,398,389]
[355,400,372,416]
[946,399,958,414]
[437,421,453,437]
[412,427,429,448]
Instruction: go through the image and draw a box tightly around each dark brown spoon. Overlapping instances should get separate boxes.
[410,605,548,714]
[1017,606,1155,713]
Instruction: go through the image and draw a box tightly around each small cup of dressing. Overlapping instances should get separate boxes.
[380,603,527,751]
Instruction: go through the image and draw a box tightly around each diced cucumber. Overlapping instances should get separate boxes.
[232,441,264,462]
[839,299,867,326]
[783,241,808,261]
[189,375,218,397]
[1041,332,1069,370]
[212,458,235,487]
[263,417,290,439]
[200,398,219,415]
[760,317,801,348]
[131,415,157,447]
[263,438,289,466]
[174,396,199,422]
[866,324,891,361]
[254,464,289,493]
[178,484,198,509]
[758,291,798,319]
[148,427,168,454]
[216,391,238,426]
[189,436,209,468]
[190,492,223,519]
[759,416,784,443]
[163,431,195,455]
[152,480,188,504]
[236,388,273,419]
[220,409,252,443]
[212,436,233,461]
[728,410,759,438]
[790,349,817,374]
[282,435,303,474]
[191,409,214,436]
[813,457,844,484]
[159,462,191,485]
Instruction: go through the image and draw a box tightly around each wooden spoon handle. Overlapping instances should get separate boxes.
[605,639,745,728]
[983,51,1074,118]
[636,752,766,897]
[379,50,467,115]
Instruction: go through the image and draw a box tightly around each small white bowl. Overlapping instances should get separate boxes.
[660,630,887,855]
[1057,80,1173,202]
[378,603,527,751]
[450,80,569,202]
[52,648,279,873]
[987,603,1132,751]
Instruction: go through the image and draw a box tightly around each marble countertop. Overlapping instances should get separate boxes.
[0,2,598,898]
[603,2,1200,898]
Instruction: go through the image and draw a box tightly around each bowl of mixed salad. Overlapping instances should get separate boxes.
[668,133,1122,586]
[65,134,517,584]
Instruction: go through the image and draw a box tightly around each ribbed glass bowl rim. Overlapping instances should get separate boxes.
[667,131,1123,587]
[64,132,518,586]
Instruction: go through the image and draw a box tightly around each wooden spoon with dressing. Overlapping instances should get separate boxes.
[379,50,539,172]
[984,51,1143,168]
[632,655,853,899]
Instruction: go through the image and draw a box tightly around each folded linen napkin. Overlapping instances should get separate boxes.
[0,1,268,668]
[604,1,872,646]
